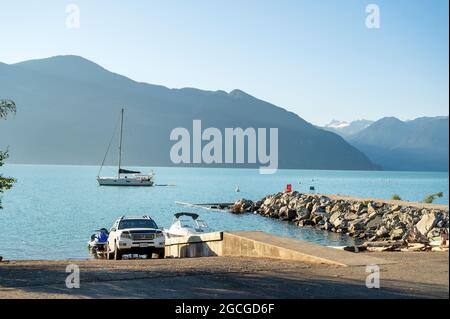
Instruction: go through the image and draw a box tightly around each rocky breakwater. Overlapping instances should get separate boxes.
[232,192,449,249]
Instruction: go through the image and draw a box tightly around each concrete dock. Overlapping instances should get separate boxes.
[164,231,393,266]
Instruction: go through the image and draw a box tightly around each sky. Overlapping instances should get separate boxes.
[0,0,448,125]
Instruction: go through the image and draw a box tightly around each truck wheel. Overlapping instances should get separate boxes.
[157,248,165,259]
[114,242,122,260]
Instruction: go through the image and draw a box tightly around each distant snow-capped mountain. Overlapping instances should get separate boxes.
[325,120,351,129]
[323,119,374,137]
[348,116,449,172]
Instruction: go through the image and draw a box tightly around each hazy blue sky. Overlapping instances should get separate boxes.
[0,0,448,125]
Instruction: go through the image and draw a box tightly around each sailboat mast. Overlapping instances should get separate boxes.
[118,108,124,178]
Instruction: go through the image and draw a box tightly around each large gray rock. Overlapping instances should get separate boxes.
[279,207,297,220]
[427,228,442,240]
[368,203,377,215]
[390,228,405,240]
[296,207,310,221]
[330,204,342,214]
[366,215,382,229]
[331,217,344,228]
[416,212,438,236]
[329,212,341,225]
[312,204,326,214]
[376,226,389,238]
[344,212,359,221]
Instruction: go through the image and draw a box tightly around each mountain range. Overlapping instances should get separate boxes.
[347,116,449,172]
[0,55,377,170]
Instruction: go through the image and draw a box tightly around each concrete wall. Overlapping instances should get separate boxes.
[164,231,392,267]
[165,232,223,258]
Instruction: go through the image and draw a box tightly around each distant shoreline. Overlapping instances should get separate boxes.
[3,162,450,173]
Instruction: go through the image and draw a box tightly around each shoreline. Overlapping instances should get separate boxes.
[5,162,450,174]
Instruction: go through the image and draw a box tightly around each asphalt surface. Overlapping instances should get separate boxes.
[0,252,448,299]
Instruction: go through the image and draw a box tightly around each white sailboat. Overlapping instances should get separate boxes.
[97,108,155,186]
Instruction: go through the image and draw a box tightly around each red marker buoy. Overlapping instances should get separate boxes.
[285,184,292,193]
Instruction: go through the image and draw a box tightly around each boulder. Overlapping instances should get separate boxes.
[329,212,341,225]
[348,219,365,233]
[366,215,382,230]
[390,228,405,240]
[427,228,442,241]
[436,219,447,228]
[296,207,310,221]
[232,198,255,213]
[297,220,315,227]
[404,226,430,244]
[279,207,297,221]
[253,200,263,210]
[344,212,358,221]
[278,206,288,218]
[314,211,331,220]
[416,212,438,236]
[376,226,389,238]
[368,203,377,215]
[231,204,244,214]
[330,204,342,214]
[305,219,316,226]
[332,217,344,228]
[312,204,326,214]
[351,202,366,214]
[306,202,314,212]
[312,215,323,224]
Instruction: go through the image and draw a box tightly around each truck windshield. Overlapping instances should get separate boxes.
[118,219,158,230]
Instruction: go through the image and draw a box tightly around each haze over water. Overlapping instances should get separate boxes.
[0,164,448,260]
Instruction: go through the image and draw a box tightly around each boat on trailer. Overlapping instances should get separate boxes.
[97,108,155,187]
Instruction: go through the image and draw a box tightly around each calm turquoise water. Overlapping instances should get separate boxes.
[0,165,448,260]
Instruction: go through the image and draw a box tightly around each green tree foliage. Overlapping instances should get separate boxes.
[423,192,444,204]
[0,99,16,209]
[391,194,402,201]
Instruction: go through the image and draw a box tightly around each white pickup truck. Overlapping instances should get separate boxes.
[106,216,165,260]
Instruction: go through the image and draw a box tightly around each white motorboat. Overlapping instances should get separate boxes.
[97,108,155,186]
[164,213,212,237]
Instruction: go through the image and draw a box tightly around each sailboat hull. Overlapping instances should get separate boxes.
[97,177,154,187]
